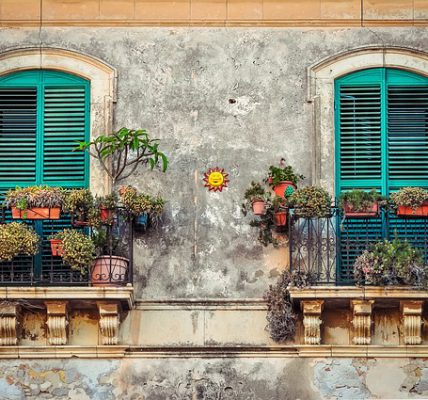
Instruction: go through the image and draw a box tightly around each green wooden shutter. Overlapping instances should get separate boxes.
[336,68,428,283]
[0,70,90,284]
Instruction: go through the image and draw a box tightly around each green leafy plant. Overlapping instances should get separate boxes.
[390,187,428,211]
[265,270,315,342]
[244,181,266,203]
[265,164,305,187]
[75,127,169,184]
[288,186,332,218]
[96,193,118,210]
[49,229,95,274]
[0,222,40,261]
[354,239,428,287]
[339,189,384,212]
[5,186,65,209]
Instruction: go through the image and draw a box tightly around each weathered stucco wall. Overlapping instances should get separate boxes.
[2,357,428,399]
[1,27,428,299]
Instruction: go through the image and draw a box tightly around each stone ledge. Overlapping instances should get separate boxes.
[0,286,134,310]
[0,345,427,359]
[289,286,428,301]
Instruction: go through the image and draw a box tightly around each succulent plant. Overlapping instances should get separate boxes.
[339,189,384,212]
[96,193,118,210]
[119,185,164,217]
[49,229,95,274]
[5,186,65,209]
[288,186,332,218]
[0,222,40,261]
[390,187,428,211]
[354,239,427,287]
[63,189,94,213]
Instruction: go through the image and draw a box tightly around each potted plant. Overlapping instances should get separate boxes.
[390,187,428,217]
[244,181,267,215]
[91,229,129,286]
[354,239,428,287]
[339,189,383,218]
[5,186,64,220]
[265,161,305,199]
[75,127,169,184]
[288,186,332,218]
[0,222,40,261]
[50,229,95,275]
[63,189,95,225]
[96,193,118,224]
[272,196,287,226]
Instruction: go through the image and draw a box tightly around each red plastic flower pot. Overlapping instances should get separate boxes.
[274,211,287,226]
[343,202,379,218]
[99,206,113,222]
[50,239,64,257]
[397,201,428,218]
[11,207,60,220]
[252,200,266,215]
[273,181,296,199]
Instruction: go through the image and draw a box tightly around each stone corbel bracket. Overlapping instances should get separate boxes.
[97,302,121,345]
[0,303,21,345]
[401,301,423,345]
[45,301,68,345]
[301,300,324,345]
[351,300,374,345]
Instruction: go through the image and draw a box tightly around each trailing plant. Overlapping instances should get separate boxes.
[265,270,315,342]
[5,186,65,210]
[49,229,95,274]
[288,186,332,218]
[0,222,40,261]
[390,187,428,211]
[75,127,169,184]
[265,163,305,187]
[248,197,278,247]
[339,189,384,212]
[354,239,428,287]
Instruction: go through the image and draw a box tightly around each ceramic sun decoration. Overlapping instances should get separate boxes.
[203,167,229,192]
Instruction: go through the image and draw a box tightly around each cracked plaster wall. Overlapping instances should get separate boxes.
[1,28,428,299]
[2,358,428,399]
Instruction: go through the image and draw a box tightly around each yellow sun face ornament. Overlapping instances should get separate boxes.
[203,167,229,192]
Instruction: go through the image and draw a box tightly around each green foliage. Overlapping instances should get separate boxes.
[354,239,427,287]
[96,193,118,210]
[243,181,266,203]
[50,229,95,274]
[339,189,384,212]
[0,223,40,261]
[390,187,428,210]
[288,186,332,218]
[119,185,164,217]
[75,127,169,183]
[265,165,305,187]
[5,186,65,209]
[265,270,315,342]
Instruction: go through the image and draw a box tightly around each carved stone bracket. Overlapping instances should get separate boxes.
[0,304,20,345]
[401,301,423,345]
[97,302,120,345]
[351,300,374,345]
[45,301,68,345]
[301,300,324,345]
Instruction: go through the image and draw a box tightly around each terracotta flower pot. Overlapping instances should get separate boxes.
[252,200,266,215]
[91,256,129,287]
[11,207,60,220]
[274,211,287,226]
[50,239,64,257]
[397,201,428,217]
[273,181,296,199]
[343,202,379,218]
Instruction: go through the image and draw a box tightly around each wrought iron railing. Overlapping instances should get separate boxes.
[289,207,428,285]
[0,208,133,286]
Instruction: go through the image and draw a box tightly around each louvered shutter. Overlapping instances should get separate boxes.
[0,70,89,284]
[336,68,428,283]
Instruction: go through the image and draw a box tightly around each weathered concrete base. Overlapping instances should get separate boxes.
[0,357,428,399]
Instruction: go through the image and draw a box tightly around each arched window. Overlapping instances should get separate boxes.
[335,68,428,282]
[0,70,90,283]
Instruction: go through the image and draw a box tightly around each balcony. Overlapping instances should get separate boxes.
[0,207,134,287]
[289,207,428,285]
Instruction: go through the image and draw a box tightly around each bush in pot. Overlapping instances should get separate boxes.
[96,193,119,224]
[63,189,96,225]
[243,181,267,215]
[5,186,65,219]
[0,222,40,261]
[390,187,428,217]
[288,186,332,218]
[265,161,305,199]
[354,239,428,287]
[339,189,384,218]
